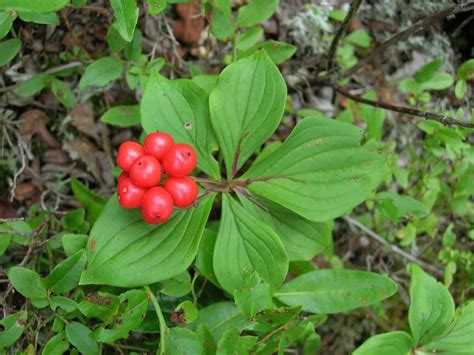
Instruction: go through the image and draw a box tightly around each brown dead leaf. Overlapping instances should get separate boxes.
[71,103,98,140]
[0,199,16,218]
[173,0,204,45]
[12,183,37,202]
[42,149,69,165]
[64,138,102,182]
[20,110,60,148]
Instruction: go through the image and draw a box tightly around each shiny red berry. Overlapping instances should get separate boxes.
[162,144,197,177]
[117,174,146,209]
[144,132,174,161]
[117,141,144,172]
[129,155,162,188]
[164,176,198,208]
[118,171,128,184]
[141,186,174,224]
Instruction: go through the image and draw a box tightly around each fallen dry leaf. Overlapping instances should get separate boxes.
[64,138,102,182]
[20,109,60,148]
[71,103,98,140]
[12,183,37,202]
[173,0,204,45]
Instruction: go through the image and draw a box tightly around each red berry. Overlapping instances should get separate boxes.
[117,141,144,172]
[129,155,162,188]
[141,186,174,224]
[164,176,198,208]
[144,132,174,161]
[118,174,146,209]
[162,144,197,177]
[118,171,127,184]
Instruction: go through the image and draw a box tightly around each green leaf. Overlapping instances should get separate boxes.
[161,271,192,297]
[457,58,474,81]
[0,0,68,13]
[0,38,21,66]
[421,301,474,353]
[45,250,86,293]
[455,79,467,99]
[209,51,286,177]
[0,311,28,348]
[242,117,388,222]
[234,270,271,317]
[239,196,332,261]
[376,192,429,223]
[141,76,220,179]
[415,58,443,84]
[420,72,454,91]
[358,91,385,142]
[62,233,88,257]
[8,266,47,299]
[147,0,167,15]
[80,194,215,287]
[236,27,263,51]
[71,177,107,224]
[353,331,414,355]
[50,296,78,313]
[79,56,123,90]
[165,328,203,355]
[100,105,140,127]
[345,29,370,48]
[51,78,75,109]
[260,41,296,64]
[124,29,141,61]
[61,209,85,232]
[15,74,50,97]
[237,0,278,28]
[217,328,257,354]
[208,2,234,41]
[0,12,13,39]
[176,300,198,324]
[189,302,246,341]
[213,194,288,294]
[195,228,219,285]
[196,325,217,354]
[65,322,99,355]
[78,293,119,321]
[110,0,138,42]
[192,74,218,94]
[398,78,418,94]
[106,25,126,52]
[275,269,398,314]
[408,264,455,346]
[42,332,69,355]
[0,232,11,256]
[17,11,59,25]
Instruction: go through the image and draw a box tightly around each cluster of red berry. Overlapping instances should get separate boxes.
[116,132,198,224]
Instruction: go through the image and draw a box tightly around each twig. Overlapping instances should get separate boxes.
[144,286,167,355]
[343,2,474,78]
[336,87,474,129]
[342,215,443,276]
[326,0,363,71]
[44,61,85,75]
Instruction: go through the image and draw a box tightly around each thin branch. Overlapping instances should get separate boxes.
[336,87,474,129]
[342,216,443,276]
[326,0,364,71]
[343,2,474,78]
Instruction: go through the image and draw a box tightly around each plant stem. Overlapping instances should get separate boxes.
[326,0,363,71]
[144,286,168,355]
[337,87,474,129]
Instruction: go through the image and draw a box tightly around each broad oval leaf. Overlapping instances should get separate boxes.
[0,0,68,13]
[141,77,220,179]
[189,302,246,341]
[110,0,138,42]
[209,51,286,177]
[275,269,398,314]
[456,59,474,81]
[0,311,27,348]
[421,301,474,353]
[0,38,21,66]
[101,105,140,127]
[242,117,388,222]
[65,322,99,355]
[213,194,288,293]
[0,12,13,39]
[236,0,278,28]
[166,328,204,355]
[80,194,215,287]
[408,264,455,346]
[42,332,69,355]
[239,196,332,261]
[7,266,47,299]
[353,331,414,355]
[79,56,123,90]
[45,250,86,293]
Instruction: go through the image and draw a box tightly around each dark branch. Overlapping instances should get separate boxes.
[336,87,474,129]
[326,0,364,72]
[343,2,474,78]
